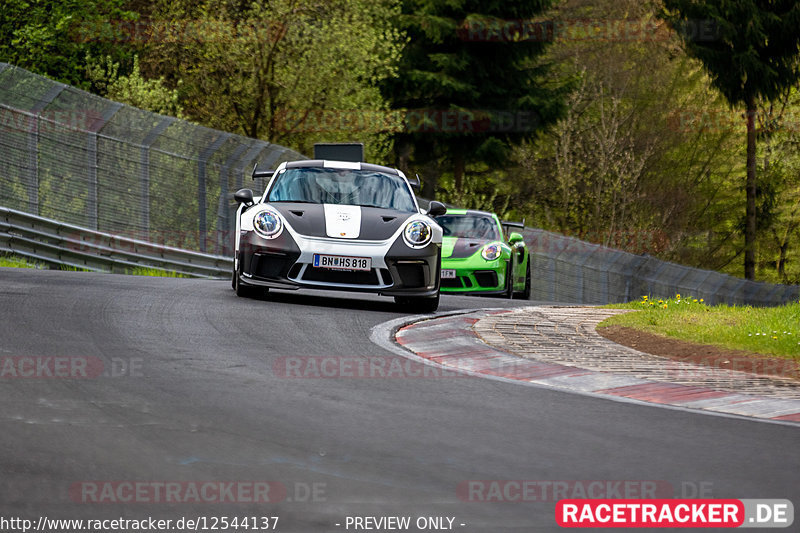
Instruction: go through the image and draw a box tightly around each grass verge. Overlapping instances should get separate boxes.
[600,295,800,360]
[1,253,188,278]
[0,255,41,268]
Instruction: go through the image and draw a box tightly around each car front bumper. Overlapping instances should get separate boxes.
[439,259,509,294]
[237,230,441,297]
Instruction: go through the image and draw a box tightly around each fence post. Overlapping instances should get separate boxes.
[27,81,66,216]
[86,101,122,230]
[218,142,248,255]
[139,116,175,240]
[198,133,231,252]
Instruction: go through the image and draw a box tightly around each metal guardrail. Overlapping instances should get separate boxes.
[0,206,232,278]
[522,227,800,306]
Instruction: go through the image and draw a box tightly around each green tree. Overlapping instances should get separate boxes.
[508,0,743,267]
[86,54,183,117]
[139,0,403,161]
[0,0,137,88]
[661,0,800,280]
[384,0,568,198]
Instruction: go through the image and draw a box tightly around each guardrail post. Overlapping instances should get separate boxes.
[198,133,231,252]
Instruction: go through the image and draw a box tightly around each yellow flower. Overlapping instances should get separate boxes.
[663,304,668,308]
[676,294,681,299]
[700,299,704,303]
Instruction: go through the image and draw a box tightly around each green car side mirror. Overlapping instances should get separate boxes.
[509,232,524,245]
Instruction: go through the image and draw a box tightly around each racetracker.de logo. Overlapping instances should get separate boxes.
[273,356,466,379]
[457,480,674,502]
[0,356,105,379]
[69,481,286,504]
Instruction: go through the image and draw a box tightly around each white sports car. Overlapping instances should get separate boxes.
[232,155,447,312]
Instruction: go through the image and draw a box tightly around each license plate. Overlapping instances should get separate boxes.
[441,269,456,279]
[313,254,371,271]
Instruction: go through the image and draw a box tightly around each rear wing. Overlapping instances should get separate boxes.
[501,220,525,238]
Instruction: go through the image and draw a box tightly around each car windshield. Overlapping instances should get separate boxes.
[436,215,501,240]
[266,167,417,212]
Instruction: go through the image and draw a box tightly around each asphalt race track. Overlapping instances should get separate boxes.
[0,269,798,532]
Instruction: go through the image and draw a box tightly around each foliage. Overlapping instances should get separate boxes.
[661,0,800,280]
[137,0,404,162]
[86,54,184,117]
[508,0,743,258]
[0,0,138,88]
[384,0,569,197]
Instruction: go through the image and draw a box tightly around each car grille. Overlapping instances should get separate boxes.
[395,263,426,288]
[301,267,380,285]
[251,252,296,279]
[441,277,464,289]
[474,270,499,288]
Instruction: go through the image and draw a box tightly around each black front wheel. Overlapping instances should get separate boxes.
[515,261,531,300]
[503,262,514,299]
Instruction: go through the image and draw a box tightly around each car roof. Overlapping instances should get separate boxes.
[284,159,401,175]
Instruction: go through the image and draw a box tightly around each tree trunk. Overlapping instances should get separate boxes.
[453,145,465,192]
[744,97,757,281]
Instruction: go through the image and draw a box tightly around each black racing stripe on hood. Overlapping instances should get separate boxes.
[449,238,488,259]
[359,207,413,240]
[269,203,328,238]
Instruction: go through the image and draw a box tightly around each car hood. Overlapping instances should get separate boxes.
[442,237,496,259]
[268,203,415,241]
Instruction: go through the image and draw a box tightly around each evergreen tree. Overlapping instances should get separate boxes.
[661,0,800,280]
[384,0,567,198]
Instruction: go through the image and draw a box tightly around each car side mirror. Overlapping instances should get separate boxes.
[234,188,254,206]
[427,201,447,217]
[509,232,524,245]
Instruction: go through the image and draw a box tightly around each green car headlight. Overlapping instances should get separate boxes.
[253,209,283,239]
[403,220,432,247]
[481,243,502,261]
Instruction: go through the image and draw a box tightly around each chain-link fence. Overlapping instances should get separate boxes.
[524,228,799,306]
[0,63,303,256]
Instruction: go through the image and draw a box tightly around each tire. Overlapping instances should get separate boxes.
[515,260,531,300]
[233,260,265,298]
[394,293,439,313]
[503,261,514,299]
[522,261,531,299]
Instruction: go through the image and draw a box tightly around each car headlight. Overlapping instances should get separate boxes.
[481,243,502,261]
[253,209,283,239]
[403,220,432,247]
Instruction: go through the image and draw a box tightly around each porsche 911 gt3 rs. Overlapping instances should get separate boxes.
[434,209,530,298]
[233,157,447,312]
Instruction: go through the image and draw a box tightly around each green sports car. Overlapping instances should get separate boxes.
[433,209,530,298]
